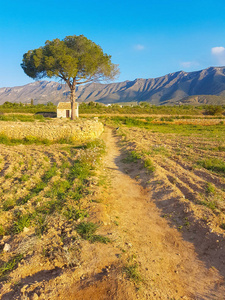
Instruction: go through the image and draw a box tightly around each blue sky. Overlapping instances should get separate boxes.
[1,0,225,87]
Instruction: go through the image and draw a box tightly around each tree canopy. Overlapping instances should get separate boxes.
[21,35,119,119]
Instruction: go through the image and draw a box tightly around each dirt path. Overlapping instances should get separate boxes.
[101,127,225,299]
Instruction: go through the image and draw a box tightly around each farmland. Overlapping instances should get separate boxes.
[0,112,225,299]
[112,117,225,227]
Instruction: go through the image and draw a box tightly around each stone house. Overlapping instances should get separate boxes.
[57,102,79,118]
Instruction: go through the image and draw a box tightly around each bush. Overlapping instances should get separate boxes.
[205,105,223,115]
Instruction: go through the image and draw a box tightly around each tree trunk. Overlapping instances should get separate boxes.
[70,82,78,120]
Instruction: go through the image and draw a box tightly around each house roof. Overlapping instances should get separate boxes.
[57,102,71,109]
[57,102,78,109]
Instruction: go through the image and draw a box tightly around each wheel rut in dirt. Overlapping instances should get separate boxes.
[102,127,225,299]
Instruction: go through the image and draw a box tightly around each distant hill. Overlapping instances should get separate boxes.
[173,95,225,106]
[0,81,70,105]
[1,66,225,105]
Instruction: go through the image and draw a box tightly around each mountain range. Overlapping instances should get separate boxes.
[1,66,225,105]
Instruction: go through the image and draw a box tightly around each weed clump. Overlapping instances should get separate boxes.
[63,206,89,221]
[123,262,142,284]
[12,213,33,234]
[205,182,216,195]
[76,222,110,244]
[144,158,155,172]
[0,254,23,280]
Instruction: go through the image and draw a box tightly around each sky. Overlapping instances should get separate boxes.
[1,0,225,88]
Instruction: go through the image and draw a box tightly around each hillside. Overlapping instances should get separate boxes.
[166,95,225,105]
[1,66,225,105]
[0,81,70,105]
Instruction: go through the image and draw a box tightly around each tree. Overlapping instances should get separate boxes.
[21,35,119,119]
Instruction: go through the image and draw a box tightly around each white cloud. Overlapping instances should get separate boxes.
[211,46,225,64]
[134,44,145,51]
[180,61,199,68]
[211,47,225,55]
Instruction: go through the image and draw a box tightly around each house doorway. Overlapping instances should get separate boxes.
[66,110,70,118]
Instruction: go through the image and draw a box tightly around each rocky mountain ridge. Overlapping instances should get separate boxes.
[1,66,225,105]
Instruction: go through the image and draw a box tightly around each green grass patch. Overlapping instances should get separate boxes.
[76,221,98,238]
[34,214,48,237]
[0,134,51,146]
[88,235,111,244]
[85,139,106,153]
[63,206,89,221]
[151,145,169,156]
[197,158,225,175]
[12,213,33,234]
[0,225,5,236]
[122,149,155,172]
[17,164,58,205]
[218,145,225,152]
[60,161,70,173]
[0,254,23,280]
[0,134,83,146]
[123,263,142,284]
[19,174,30,182]
[3,199,16,211]
[198,199,217,211]
[110,116,225,141]
[123,151,141,163]
[4,173,13,179]
[45,180,71,200]
[69,161,92,182]
[205,182,216,194]
[144,158,155,172]
[220,223,225,230]
[4,138,107,243]
[0,114,46,122]
[43,163,58,182]
[68,185,87,202]
[76,221,110,244]
[36,198,64,215]
[160,117,174,122]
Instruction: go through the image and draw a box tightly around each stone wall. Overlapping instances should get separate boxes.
[57,108,72,118]
[0,119,104,142]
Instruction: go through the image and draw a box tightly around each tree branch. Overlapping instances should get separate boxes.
[76,78,94,85]
[59,72,71,89]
